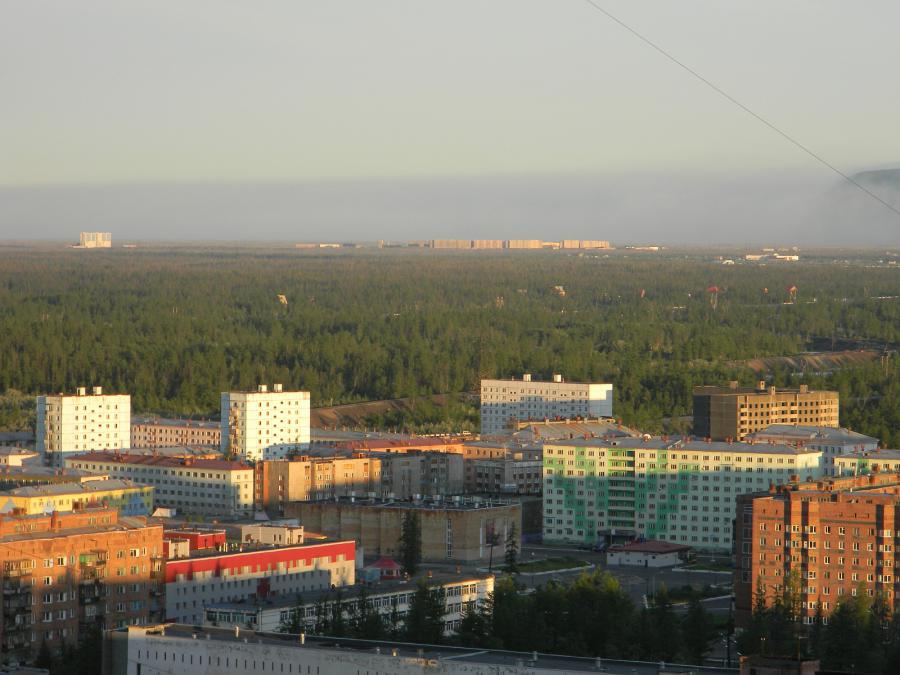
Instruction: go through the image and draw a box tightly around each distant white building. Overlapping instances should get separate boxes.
[480,374,613,436]
[36,387,130,466]
[220,384,310,461]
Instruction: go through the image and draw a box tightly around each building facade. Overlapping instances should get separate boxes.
[64,452,254,518]
[747,425,879,475]
[692,382,839,441]
[77,232,111,248]
[164,540,356,624]
[37,388,130,467]
[0,507,162,663]
[131,417,221,449]
[0,479,153,516]
[480,374,613,436]
[542,437,824,551]
[255,455,380,514]
[834,449,900,476]
[734,472,900,627]
[204,573,494,635]
[377,451,464,499]
[220,384,310,461]
[284,497,521,563]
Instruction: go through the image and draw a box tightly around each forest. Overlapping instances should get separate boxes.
[0,246,897,443]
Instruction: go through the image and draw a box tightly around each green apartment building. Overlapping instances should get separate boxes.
[542,437,824,551]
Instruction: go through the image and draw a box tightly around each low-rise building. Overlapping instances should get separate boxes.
[747,424,879,474]
[204,572,494,635]
[0,507,162,662]
[543,437,825,551]
[465,451,543,495]
[239,523,304,546]
[734,471,900,627]
[0,479,153,516]
[164,539,356,624]
[131,416,221,448]
[284,497,521,563]
[0,447,38,466]
[64,452,254,518]
[0,465,110,490]
[834,448,900,476]
[606,540,691,567]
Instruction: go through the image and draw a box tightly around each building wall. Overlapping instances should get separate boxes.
[379,452,464,499]
[37,390,130,466]
[255,457,381,514]
[734,473,900,627]
[2,481,154,516]
[221,387,311,461]
[284,501,521,563]
[0,509,162,661]
[480,377,613,436]
[466,458,543,494]
[542,439,824,551]
[131,419,220,448]
[693,385,840,441]
[164,541,356,625]
[606,550,681,567]
[79,232,112,248]
[65,454,254,518]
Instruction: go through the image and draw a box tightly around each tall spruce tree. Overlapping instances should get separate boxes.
[398,511,422,576]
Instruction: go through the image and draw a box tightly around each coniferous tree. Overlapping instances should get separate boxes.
[398,512,422,576]
[681,596,716,664]
[503,523,519,573]
[405,580,445,644]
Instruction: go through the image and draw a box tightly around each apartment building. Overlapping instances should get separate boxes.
[692,382,839,441]
[285,497,521,563]
[834,449,900,476]
[560,240,611,249]
[378,451,464,499]
[0,507,162,663]
[64,452,254,518]
[467,454,543,495]
[37,387,130,467]
[204,572,494,635]
[164,539,355,624]
[748,425,878,475]
[480,374,613,436]
[131,416,221,448]
[734,471,900,627]
[0,479,153,516]
[542,437,824,551]
[221,384,310,461]
[255,456,380,514]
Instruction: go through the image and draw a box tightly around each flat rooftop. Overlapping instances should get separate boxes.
[693,384,836,396]
[299,496,518,511]
[130,624,738,675]
[749,425,878,444]
[66,451,250,471]
[837,449,900,460]
[132,416,220,429]
[544,437,820,455]
[2,478,147,497]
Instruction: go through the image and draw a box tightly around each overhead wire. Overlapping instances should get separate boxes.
[580,0,900,220]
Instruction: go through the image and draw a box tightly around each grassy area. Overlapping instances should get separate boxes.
[657,584,729,603]
[516,556,591,574]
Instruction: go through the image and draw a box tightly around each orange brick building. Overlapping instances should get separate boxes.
[735,471,900,627]
[0,507,163,661]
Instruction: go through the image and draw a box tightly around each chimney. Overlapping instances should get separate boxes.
[273,383,283,393]
[522,373,532,382]
[757,380,766,391]
[258,384,268,393]
[76,387,87,396]
[729,380,739,390]
[799,384,809,394]
[769,386,776,395]
[92,386,103,396]
[552,373,563,383]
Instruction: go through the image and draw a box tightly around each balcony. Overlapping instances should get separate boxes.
[79,581,107,604]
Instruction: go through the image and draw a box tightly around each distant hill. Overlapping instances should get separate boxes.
[851,168,900,189]
[813,167,900,244]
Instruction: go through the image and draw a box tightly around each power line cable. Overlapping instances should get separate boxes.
[580,0,900,220]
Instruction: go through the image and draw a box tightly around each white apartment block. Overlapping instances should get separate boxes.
[221,384,310,461]
[480,374,613,436]
[64,452,254,518]
[37,387,130,466]
[747,424,879,475]
[542,437,824,552]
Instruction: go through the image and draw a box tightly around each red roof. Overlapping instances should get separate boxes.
[365,556,402,570]
[608,540,691,554]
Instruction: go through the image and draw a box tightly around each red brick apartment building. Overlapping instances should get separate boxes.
[735,471,900,627]
[0,507,163,662]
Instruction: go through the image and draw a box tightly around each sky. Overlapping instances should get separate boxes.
[1,1,899,243]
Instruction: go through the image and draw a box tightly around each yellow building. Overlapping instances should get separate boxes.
[0,479,153,516]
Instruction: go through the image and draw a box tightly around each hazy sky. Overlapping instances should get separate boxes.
[1,1,899,242]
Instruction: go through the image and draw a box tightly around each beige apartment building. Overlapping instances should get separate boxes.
[37,387,131,467]
[77,231,112,248]
[255,456,380,514]
[692,381,839,441]
[131,416,221,448]
[480,373,613,435]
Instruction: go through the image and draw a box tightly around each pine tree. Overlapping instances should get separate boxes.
[398,512,422,576]
[681,597,716,664]
[404,580,446,645]
[504,523,519,573]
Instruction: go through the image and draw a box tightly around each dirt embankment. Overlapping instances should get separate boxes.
[311,393,472,429]
[734,349,881,374]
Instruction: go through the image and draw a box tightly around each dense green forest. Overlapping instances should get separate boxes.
[0,246,897,442]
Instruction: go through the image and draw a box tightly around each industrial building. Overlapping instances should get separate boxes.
[64,452,254,518]
[542,437,825,552]
[131,416,221,448]
[734,471,900,627]
[36,387,131,467]
[284,496,521,563]
[480,373,613,436]
[692,382,839,441]
[0,507,162,663]
[220,384,310,461]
